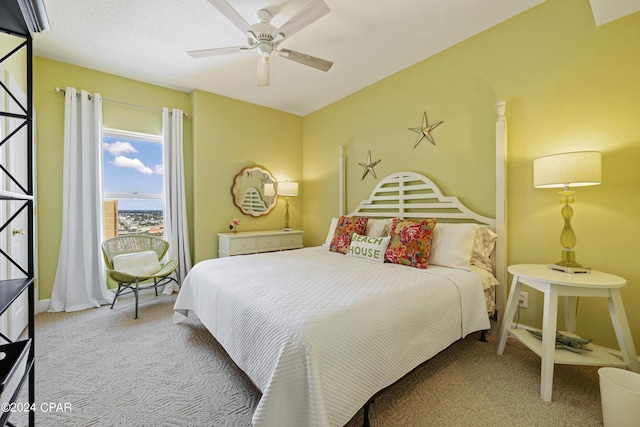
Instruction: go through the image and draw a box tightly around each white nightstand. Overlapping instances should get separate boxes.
[496,264,640,401]
[218,230,304,257]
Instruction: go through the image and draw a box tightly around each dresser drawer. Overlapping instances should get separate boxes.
[229,237,257,253]
[280,233,303,248]
[257,236,280,250]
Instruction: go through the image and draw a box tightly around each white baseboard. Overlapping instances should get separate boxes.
[36,286,172,316]
[37,298,50,314]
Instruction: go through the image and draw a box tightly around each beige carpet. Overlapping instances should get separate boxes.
[13,293,605,426]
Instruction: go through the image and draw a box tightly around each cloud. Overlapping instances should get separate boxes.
[154,164,163,175]
[103,141,138,156]
[113,156,153,175]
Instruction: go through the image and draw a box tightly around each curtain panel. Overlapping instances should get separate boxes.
[49,87,113,312]
[162,108,192,290]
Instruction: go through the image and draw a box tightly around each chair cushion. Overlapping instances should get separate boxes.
[112,250,161,277]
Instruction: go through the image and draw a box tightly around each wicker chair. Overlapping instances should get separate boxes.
[102,234,179,319]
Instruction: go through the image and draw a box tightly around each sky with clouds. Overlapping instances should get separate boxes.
[103,134,163,211]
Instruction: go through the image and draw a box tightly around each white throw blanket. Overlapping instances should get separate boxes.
[174,247,490,427]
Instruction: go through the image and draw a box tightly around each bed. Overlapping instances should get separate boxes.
[174,168,503,427]
[175,103,508,426]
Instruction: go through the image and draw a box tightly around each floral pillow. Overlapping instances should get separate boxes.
[385,218,437,269]
[330,216,369,254]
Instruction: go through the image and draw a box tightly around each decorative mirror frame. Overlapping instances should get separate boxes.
[231,166,278,217]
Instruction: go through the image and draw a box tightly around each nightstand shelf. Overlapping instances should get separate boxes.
[509,328,626,367]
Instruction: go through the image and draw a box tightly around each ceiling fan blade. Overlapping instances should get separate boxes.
[278,48,333,72]
[187,46,247,58]
[205,0,253,35]
[257,57,270,87]
[271,0,330,41]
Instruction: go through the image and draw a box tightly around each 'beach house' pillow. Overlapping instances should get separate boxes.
[346,232,391,263]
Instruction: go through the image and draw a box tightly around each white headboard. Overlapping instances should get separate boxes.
[348,171,495,228]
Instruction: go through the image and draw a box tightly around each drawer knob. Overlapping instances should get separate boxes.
[242,242,246,246]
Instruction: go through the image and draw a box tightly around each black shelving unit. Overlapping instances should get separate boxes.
[0,2,47,426]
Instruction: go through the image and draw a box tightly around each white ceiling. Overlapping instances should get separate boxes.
[32,0,638,116]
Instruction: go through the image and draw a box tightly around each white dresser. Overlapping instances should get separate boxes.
[218,230,304,257]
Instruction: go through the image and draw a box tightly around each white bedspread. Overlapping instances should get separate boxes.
[173,247,490,427]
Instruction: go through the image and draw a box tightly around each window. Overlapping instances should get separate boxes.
[102,128,164,238]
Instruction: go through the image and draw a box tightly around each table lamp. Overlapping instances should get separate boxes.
[533,151,601,272]
[277,181,298,231]
[264,183,276,205]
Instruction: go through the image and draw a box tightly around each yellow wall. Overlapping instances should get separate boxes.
[190,89,301,262]
[303,0,640,352]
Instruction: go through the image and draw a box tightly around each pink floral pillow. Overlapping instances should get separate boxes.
[385,218,437,269]
[330,216,368,254]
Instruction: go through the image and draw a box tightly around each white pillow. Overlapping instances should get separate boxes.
[365,218,392,237]
[113,250,161,276]
[428,223,478,271]
[346,232,390,263]
[322,217,339,248]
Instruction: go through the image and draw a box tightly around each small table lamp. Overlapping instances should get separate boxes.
[264,183,276,197]
[277,181,298,231]
[264,183,276,204]
[533,151,601,272]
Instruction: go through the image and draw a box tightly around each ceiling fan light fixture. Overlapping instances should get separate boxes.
[257,56,270,87]
[257,43,273,57]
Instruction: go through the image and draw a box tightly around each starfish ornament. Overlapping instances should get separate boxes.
[358,151,381,180]
[409,112,443,148]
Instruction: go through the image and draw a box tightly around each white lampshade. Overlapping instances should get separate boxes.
[264,183,276,197]
[533,151,602,188]
[277,181,299,197]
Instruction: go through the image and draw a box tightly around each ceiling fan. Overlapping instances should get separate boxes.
[188,0,334,87]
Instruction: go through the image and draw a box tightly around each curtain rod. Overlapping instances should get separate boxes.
[54,87,189,118]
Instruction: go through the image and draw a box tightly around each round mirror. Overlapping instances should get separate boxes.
[231,166,278,217]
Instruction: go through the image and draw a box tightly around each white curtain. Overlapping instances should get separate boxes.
[49,88,113,312]
[162,108,192,292]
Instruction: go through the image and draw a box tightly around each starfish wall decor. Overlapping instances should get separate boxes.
[409,112,443,148]
[358,151,381,180]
